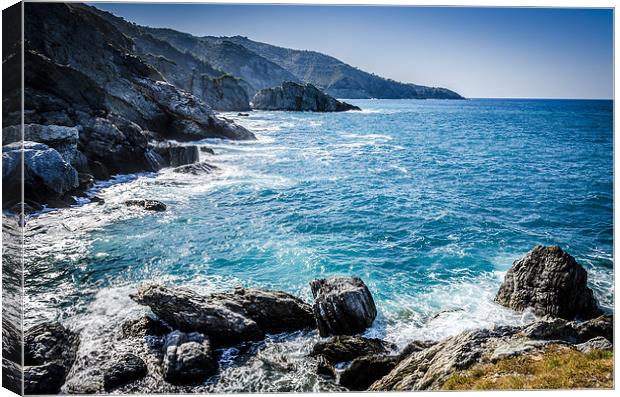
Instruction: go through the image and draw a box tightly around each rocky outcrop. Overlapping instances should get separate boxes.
[162,331,218,384]
[23,322,79,394]
[2,142,79,206]
[495,245,601,320]
[151,142,200,168]
[131,284,315,346]
[173,162,218,175]
[125,199,167,212]
[252,82,361,112]
[310,277,377,336]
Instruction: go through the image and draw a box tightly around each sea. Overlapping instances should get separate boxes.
[21,98,614,392]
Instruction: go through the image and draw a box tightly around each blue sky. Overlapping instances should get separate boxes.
[92,3,613,99]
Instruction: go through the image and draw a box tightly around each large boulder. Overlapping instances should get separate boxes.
[162,331,218,384]
[339,355,398,391]
[151,142,199,167]
[252,82,361,112]
[310,277,377,336]
[130,284,316,346]
[495,246,602,320]
[130,284,264,345]
[23,322,80,394]
[208,287,316,334]
[3,142,79,205]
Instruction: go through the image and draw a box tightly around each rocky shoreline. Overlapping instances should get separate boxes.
[13,245,613,394]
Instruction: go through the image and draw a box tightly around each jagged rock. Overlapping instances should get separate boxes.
[162,331,218,384]
[200,146,215,154]
[575,337,613,353]
[23,322,79,395]
[130,284,264,345]
[172,162,218,175]
[573,314,613,343]
[252,82,361,112]
[369,326,517,391]
[495,245,601,320]
[311,335,394,364]
[120,316,171,339]
[125,199,167,212]
[489,339,555,362]
[3,142,79,206]
[339,355,398,391]
[209,287,316,334]
[310,277,377,336]
[102,353,147,391]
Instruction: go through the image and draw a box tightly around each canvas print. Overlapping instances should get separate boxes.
[1,1,614,394]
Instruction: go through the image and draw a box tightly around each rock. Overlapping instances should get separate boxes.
[151,142,200,167]
[519,318,579,343]
[89,160,110,180]
[3,142,79,206]
[369,326,518,391]
[489,339,555,362]
[573,314,613,343]
[310,277,377,336]
[575,337,613,353]
[125,199,167,212]
[90,196,105,205]
[102,353,147,391]
[252,82,361,112]
[339,355,398,391]
[121,316,171,338]
[200,147,215,154]
[316,355,336,377]
[495,245,601,320]
[237,113,250,116]
[23,322,80,394]
[311,335,394,364]
[208,287,316,334]
[162,331,218,384]
[130,284,264,346]
[172,162,218,175]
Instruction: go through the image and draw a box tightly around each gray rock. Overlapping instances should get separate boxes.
[311,335,394,364]
[572,314,613,343]
[23,322,80,395]
[575,336,613,353]
[130,284,264,346]
[125,199,167,212]
[120,316,171,339]
[339,355,398,391]
[252,82,361,112]
[3,142,79,205]
[151,142,200,167]
[490,339,555,362]
[495,245,601,320]
[102,353,147,391]
[162,331,218,384]
[310,277,377,336]
[173,162,218,175]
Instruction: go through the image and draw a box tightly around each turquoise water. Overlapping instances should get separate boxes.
[24,99,613,390]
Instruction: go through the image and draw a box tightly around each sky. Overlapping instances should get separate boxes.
[92,3,613,99]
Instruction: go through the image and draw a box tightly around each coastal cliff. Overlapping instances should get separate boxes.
[19,246,613,393]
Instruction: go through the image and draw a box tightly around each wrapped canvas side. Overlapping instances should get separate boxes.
[2,1,24,395]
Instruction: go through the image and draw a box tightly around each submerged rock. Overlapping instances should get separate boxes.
[162,331,218,384]
[24,322,80,395]
[252,82,361,112]
[495,245,601,320]
[102,353,147,391]
[172,162,219,175]
[310,277,377,336]
[125,199,167,212]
